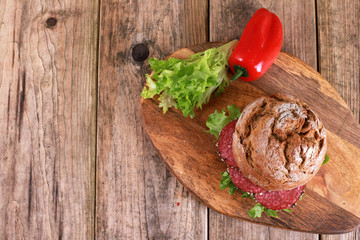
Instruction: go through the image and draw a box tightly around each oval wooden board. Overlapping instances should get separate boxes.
[140,43,360,234]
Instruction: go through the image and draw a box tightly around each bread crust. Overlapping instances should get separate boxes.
[232,94,327,191]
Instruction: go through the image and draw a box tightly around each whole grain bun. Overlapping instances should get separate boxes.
[232,94,327,191]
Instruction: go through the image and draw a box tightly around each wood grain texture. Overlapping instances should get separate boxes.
[317,0,360,122]
[209,210,270,240]
[321,232,359,240]
[0,0,98,239]
[2,0,359,238]
[96,0,208,239]
[209,0,319,239]
[317,0,360,238]
[141,46,360,233]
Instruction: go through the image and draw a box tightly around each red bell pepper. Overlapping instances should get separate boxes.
[229,8,283,82]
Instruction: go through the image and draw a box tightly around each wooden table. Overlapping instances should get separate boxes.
[1,0,359,239]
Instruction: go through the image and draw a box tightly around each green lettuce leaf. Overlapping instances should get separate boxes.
[141,40,238,118]
[248,204,296,218]
[220,171,237,195]
[206,104,241,139]
[282,209,293,213]
[322,154,330,165]
[241,191,254,199]
[248,204,279,218]
[248,204,265,218]
[264,208,278,218]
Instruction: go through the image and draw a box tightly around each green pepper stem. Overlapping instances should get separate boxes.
[231,65,249,82]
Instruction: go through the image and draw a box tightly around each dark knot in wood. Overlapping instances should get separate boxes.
[46,17,57,28]
[132,43,149,62]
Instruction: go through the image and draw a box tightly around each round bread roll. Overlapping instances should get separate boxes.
[232,94,327,191]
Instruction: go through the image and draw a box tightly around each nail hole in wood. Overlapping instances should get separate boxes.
[46,17,57,28]
[132,44,149,62]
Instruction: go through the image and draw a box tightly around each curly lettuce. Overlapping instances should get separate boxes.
[206,104,241,139]
[141,40,238,118]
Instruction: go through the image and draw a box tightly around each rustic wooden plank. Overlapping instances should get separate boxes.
[321,232,358,240]
[0,0,98,239]
[96,0,208,239]
[209,0,321,239]
[209,210,270,240]
[317,0,360,122]
[268,228,318,240]
[317,0,360,238]
[209,213,319,240]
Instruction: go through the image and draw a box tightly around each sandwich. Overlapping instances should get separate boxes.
[208,94,327,217]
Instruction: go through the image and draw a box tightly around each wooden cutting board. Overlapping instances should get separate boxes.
[140,42,360,234]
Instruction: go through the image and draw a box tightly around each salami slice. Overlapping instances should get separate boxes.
[218,120,238,168]
[228,167,266,193]
[255,185,305,210]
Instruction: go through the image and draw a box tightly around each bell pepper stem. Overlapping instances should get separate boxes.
[231,65,249,82]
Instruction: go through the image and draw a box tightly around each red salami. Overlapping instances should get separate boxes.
[218,120,238,168]
[255,185,305,210]
[228,167,266,193]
